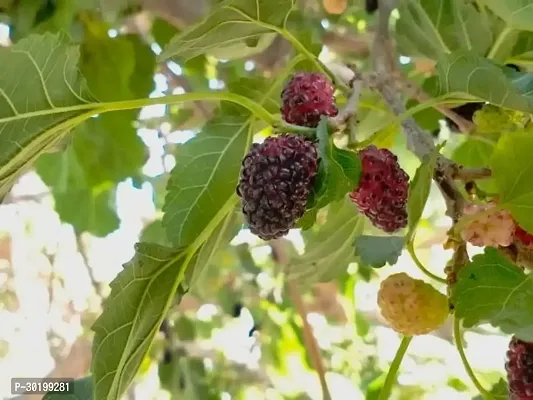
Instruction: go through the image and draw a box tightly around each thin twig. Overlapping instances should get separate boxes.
[330,67,363,129]
[270,239,332,400]
[452,166,492,181]
[159,62,213,119]
[392,72,476,134]
[75,232,104,299]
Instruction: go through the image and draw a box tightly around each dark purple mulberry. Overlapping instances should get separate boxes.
[506,336,533,399]
[349,146,409,233]
[236,134,318,240]
[281,72,338,128]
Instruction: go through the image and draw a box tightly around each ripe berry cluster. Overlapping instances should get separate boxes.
[507,336,533,399]
[236,72,410,240]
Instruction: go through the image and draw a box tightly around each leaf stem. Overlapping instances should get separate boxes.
[279,28,332,78]
[377,335,413,400]
[453,317,494,399]
[487,26,514,61]
[96,92,315,135]
[406,240,447,284]
[277,28,350,93]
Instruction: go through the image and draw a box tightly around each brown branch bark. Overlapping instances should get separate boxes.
[76,232,105,299]
[393,72,476,134]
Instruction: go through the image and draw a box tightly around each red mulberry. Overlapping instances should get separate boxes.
[236,134,318,240]
[281,72,338,127]
[515,225,533,247]
[506,336,533,399]
[349,146,409,233]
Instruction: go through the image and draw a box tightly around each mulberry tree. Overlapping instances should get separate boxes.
[0,0,533,399]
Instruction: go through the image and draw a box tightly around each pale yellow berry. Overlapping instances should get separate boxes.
[377,273,449,336]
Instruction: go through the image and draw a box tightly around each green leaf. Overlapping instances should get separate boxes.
[471,378,508,400]
[140,218,171,246]
[406,145,441,239]
[69,115,147,187]
[43,376,93,400]
[451,247,533,341]
[223,76,281,116]
[353,235,406,269]
[511,31,533,64]
[158,352,182,395]
[289,197,364,286]
[407,99,441,132]
[77,23,152,185]
[435,52,533,113]
[162,116,252,247]
[0,32,97,199]
[152,18,180,47]
[313,118,361,208]
[299,119,361,227]
[489,132,533,232]
[452,137,497,193]
[34,29,151,222]
[35,147,120,236]
[483,1,533,32]
[187,209,241,293]
[159,0,295,62]
[284,10,324,57]
[91,243,197,400]
[9,0,43,42]
[396,0,493,59]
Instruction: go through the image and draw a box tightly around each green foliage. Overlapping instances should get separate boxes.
[91,243,196,400]
[4,0,533,399]
[472,378,508,400]
[407,145,441,239]
[472,104,525,133]
[451,247,533,341]
[300,119,361,228]
[289,197,364,286]
[490,132,533,231]
[483,1,533,32]
[452,137,497,192]
[435,52,533,112]
[396,0,493,59]
[36,148,120,236]
[162,116,251,247]
[0,32,95,199]
[353,235,405,268]
[160,0,295,62]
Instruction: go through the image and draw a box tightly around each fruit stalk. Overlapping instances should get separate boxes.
[377,336,413,400]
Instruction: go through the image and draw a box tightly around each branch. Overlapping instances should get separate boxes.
[394,73,476,134]
[330,67,363,129]
[159,62,214,119]
[75,232,105,299]
[270,239,332,400]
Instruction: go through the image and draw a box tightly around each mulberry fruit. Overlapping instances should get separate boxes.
[236,134,318,240]
[377,273,448,336]
[349,146,409,233]
[281,72,338,127]
[460,202,515,247]
[506,336,533,399]
[515,225,533,247]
